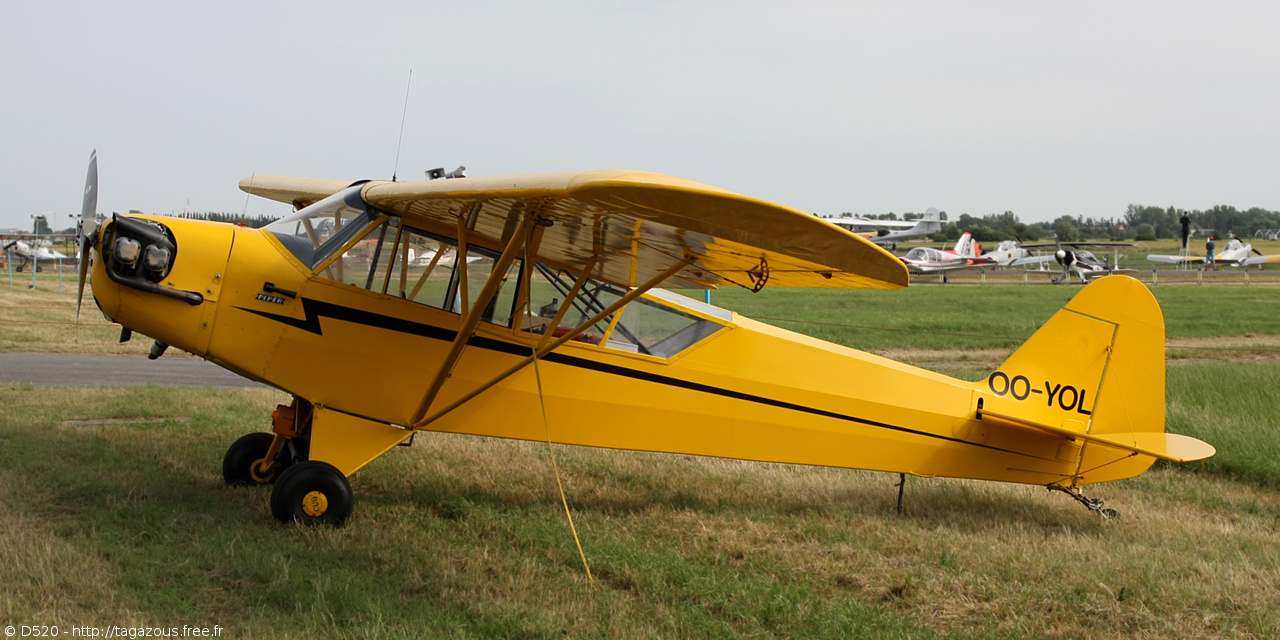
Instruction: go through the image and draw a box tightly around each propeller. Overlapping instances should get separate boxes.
[76,150,98,323]
[1051,234,1075,283]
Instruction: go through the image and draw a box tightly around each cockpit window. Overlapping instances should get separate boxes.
[343,222,523,327]
[271,195,724,357]
[523,265,724,358]
[905,247,945,262]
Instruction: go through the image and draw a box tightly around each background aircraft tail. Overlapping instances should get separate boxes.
[953,232,978,257]
[975,276,1213,484]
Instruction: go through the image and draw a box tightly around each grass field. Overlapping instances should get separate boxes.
[3,385,1280,639]
[690,285,1280,354]
[2,278,1280,638]
[6,275,1279,355]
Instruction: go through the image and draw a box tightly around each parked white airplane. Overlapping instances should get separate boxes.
[829,208,943,246]
[1148,237,1280,268]
[965,239,1055,269]
[1,239,69,272]
[1018,237,1137,284]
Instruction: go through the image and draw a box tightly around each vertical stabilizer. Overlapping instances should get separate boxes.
[975,276,1199,484]
[953,232,978,258]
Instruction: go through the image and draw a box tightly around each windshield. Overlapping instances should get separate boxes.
[266,185,382,269]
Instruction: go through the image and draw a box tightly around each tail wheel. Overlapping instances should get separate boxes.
[222,433,278,486]
[270,461,353,526]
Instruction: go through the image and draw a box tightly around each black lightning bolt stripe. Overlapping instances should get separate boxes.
[237,298,534,356]
[234,298,1047,459]
[238,298,455,341]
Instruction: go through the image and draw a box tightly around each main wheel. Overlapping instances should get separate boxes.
[270,461,353,526]
[222,432,278,486]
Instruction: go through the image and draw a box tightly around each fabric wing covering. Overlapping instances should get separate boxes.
[240,170,910,291]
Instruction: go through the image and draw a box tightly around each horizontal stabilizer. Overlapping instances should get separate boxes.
[980,408,1215,463]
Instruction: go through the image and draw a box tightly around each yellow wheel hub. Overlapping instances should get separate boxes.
[302,491,329,517]
[250,458,274,483]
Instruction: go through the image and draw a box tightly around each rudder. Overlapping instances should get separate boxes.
[977,276,1211,484]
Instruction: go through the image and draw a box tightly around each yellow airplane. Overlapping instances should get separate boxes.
[76,154,1214,525]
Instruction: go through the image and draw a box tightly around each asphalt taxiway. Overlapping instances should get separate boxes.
[0,352,268,388]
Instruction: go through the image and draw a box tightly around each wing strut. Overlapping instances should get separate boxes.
[412,253,692,430]
[410,212,543,425]
[537,255,598,351]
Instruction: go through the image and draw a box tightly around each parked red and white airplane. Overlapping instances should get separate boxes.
[897,232,997,274]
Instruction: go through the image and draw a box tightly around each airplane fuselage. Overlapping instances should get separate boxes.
[91,215,1151,487]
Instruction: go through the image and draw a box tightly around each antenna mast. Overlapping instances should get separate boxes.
[391,70,413,182]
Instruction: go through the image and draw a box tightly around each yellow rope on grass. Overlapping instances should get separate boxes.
[523,229,594,584]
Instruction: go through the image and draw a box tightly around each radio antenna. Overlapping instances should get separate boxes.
[391,69,413,182]
[242,173,255,216]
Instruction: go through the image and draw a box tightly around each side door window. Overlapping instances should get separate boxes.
[360,224,523,328]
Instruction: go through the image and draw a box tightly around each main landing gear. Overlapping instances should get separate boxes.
[222,432,281,485]
[221,399,354,526]
[270,461,353,526]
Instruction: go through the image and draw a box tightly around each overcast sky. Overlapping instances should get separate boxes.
[3,1,1278,231]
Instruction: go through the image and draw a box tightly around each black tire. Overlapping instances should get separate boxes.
[270,461,353,526]
[222,432,278,486]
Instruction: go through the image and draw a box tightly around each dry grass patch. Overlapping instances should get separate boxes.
[0,282,155,356]
[373,431,1280,639]
[1167,334,1280,363]
[3,385,1280,638]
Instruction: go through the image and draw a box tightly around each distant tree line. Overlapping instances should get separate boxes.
[1120,205,1280,241]
[825,205,1280,243]
[165,212,277,228]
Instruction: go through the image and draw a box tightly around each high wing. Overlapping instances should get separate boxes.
[241,171,910,291]
[1020,241,1137,249]
[1148,254,1280,266]
[1244,254,1280,266]
[1146,254,1204,265]
[829,208,943,246]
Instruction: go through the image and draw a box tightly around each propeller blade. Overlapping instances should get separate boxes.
[76,150,98,324]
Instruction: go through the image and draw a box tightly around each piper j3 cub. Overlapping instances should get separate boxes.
[77,154,1214,525]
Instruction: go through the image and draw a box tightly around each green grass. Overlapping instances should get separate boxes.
[4,272,1280,637]
[3,384,1280,638]
[1167,362,1280,487]
[686,285,1280,351]
[0,386,945,639]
